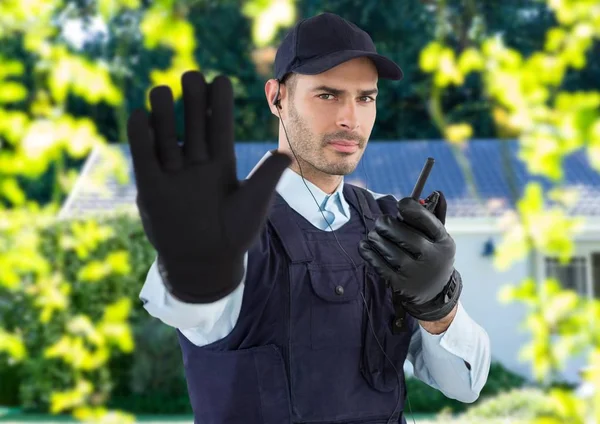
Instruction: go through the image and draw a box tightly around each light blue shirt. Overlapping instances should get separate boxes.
[139,151,491,403]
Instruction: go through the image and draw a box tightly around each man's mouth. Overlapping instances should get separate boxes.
[327,139,360,153]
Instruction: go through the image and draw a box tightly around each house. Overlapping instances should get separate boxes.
[60,138,600,384]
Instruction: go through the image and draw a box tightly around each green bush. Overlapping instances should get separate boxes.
[0,212,160,412]
[0,359,21,406]
[462,387,563,420]
[106,319,192,414]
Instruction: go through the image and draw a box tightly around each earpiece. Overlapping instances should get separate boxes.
[272,80,282,108]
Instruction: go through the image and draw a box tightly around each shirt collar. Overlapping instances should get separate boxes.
[248,150,351,219]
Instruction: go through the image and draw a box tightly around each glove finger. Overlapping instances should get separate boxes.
[371,216,424,260]
[127,108,161,186]
[136,194,157,249]
[206,75,235,162]
[423,191,439,213]
[224,152,291,246]
[149,85,184,172]
[397,197,446,241]
[367,228,422,269]
[358,240,397,282]
[424,190,447,225]
[181,71,209,164]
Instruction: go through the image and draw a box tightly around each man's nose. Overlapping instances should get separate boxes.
[336,101,359,131]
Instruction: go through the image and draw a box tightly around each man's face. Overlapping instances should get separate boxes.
[283,57,378,176]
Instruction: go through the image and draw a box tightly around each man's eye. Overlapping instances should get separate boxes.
[318,93,335,100]
[317,94,375,102]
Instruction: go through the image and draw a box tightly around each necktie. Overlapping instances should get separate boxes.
[319,194,337,230]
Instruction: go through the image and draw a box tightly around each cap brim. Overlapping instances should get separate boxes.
[291,50,403,80]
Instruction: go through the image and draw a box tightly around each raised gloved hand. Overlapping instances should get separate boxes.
[358,191,462,321]
[127,71,290,303]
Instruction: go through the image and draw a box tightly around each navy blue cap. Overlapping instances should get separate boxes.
[274,12,403,81]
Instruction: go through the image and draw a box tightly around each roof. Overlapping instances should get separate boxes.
[58,139,600,220]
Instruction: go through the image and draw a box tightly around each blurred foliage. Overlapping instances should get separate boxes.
[0,0,295,422]
[7,0,600,206]
[407,361,529,414]
[0,209,139,423]
[419,0,600,423]
[0,213,154,413]
[106,318,193,415]
[463,387,568,421]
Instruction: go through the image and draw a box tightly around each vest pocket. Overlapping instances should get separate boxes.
[181,344,291,424]
[308,264,363,349]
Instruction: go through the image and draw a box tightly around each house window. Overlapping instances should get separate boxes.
[544,256,588,297]
[593,253,600,300]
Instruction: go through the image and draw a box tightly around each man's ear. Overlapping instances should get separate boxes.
[265,79,283,116]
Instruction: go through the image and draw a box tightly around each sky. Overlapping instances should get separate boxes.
[61,16,108,50]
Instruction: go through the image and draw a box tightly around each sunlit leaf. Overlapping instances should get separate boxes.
[0,178,26,206]
[419,41,444,72]
[103,298,131,323]
[434,47,463,87]
[0,81,27,103]
[49,379,93,414]
[545,27,567,52]
[242,0,296,47]
[26,274,71,323]
[74,406,136,424]
[589,119,600,171]
[78,261,110,282]
[0,109,29,145]
[48,46,122,105]
[444,123,472,145]
[0,329,26,361]
[106,251,131,275]
[457,47,484,75]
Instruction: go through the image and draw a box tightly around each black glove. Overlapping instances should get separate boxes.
[359,191,462,321]
[127,71,291,303]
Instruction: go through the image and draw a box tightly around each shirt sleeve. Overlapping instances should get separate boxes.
[406,301,491,403]
[138,253,247,346]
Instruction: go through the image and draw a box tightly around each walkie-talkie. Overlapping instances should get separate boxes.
[391,157,436,334]
[410,157,435,201]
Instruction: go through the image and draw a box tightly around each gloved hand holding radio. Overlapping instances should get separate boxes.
[358,191,462,322]
[127,71,290,303]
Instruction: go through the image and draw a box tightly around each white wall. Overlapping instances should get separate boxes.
[448,222,534,382]
[440,218,600,385]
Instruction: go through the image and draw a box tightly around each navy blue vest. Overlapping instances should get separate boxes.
[177,184,417,423]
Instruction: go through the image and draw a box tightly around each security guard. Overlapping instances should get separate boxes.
[128,12,491,424]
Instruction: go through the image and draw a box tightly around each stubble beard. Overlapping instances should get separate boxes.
[286,103,366,177]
